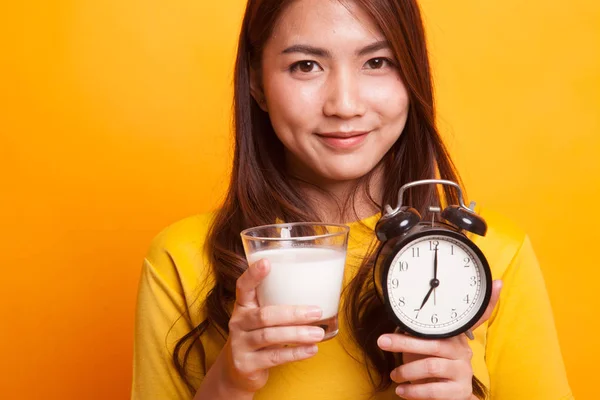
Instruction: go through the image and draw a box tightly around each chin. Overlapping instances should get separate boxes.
[317,165,377,183]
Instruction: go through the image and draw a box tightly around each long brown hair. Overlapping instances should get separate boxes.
[174,0,487,397]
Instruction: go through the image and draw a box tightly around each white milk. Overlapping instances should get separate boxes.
[248,247,346,319]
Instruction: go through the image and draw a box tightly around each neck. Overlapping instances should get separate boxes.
[289,164,385,224]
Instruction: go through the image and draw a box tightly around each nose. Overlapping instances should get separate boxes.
[322,69,367,119]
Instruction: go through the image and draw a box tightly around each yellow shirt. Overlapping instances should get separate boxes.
[131,208,573,399]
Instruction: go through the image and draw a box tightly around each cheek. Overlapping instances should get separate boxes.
[366,77,410,124]
[263,75,322,136]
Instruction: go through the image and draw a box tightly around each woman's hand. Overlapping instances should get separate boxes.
[377,280,503,400]
[209,258,325,397]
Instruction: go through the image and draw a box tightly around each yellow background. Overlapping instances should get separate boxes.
[1,0,597,398]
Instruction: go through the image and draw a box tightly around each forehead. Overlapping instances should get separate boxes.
[269,0,384,49]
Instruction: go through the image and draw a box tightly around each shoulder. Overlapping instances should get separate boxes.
[471,207,529,279]
[146,213,215,259]
[143,212,217,307]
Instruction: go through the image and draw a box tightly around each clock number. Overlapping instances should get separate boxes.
[464,257,471,268]
[398,297,405,307]
[451,309,458,319]
[451,245,454,255]
[429,240,439,251]
[431,314,438,324]
[469,276,477,286]
[412,247,420,258]
[463,294,470,304]
[399,261,409,272]
[414,309,420,319]
[391,278,399,289]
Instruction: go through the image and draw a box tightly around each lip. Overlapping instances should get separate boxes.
[316,131,370,150]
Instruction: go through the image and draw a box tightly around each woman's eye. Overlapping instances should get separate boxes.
[364,57,393,70]
[290,60,321,73]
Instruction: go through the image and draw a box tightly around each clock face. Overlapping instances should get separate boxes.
[384,232,490,337]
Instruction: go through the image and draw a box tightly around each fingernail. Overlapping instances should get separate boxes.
[259,259,268,271]
[305,307,323,319]
[305,345,318,355]
[307,327,325,340]
[378,336,392,349]
[396,385,406,395]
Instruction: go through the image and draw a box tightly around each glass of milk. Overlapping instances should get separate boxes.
[241,222,349,341]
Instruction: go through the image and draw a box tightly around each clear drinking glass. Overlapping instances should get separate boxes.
[240,222,350,341]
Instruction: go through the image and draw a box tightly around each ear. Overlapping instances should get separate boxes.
[249,68,268,112]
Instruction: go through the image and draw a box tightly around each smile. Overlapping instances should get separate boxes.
[315,131,371,150]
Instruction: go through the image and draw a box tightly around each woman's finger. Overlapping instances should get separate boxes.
[247,344,319,372]
[391,357,466,384]
[471,279,503,331]
[378,333,472,360]
[235,259,270,308]
[239,305,323,331]
[244,325,325,349]
[395,381,468,400]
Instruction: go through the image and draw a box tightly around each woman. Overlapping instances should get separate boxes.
[131,0,573,399]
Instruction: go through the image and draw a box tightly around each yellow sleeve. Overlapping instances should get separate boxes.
[485,235,574,399]
[131,216,212,400]
[130,258,195,399]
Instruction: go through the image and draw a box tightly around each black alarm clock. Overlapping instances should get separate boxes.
[373,179,492,340]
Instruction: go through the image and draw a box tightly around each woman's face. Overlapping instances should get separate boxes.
[255,0,410,185]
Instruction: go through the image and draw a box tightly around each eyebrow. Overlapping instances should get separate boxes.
[356,40,390,56]
[281,40,390,57]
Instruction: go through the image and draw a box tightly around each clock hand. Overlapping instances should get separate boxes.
[417,273,441,317]
[419,286,434,311]
[433,246,438,279]
[416,247,440,318]
[433,246,438,305]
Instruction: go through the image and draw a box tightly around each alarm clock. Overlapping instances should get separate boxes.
[373,179,492,339]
